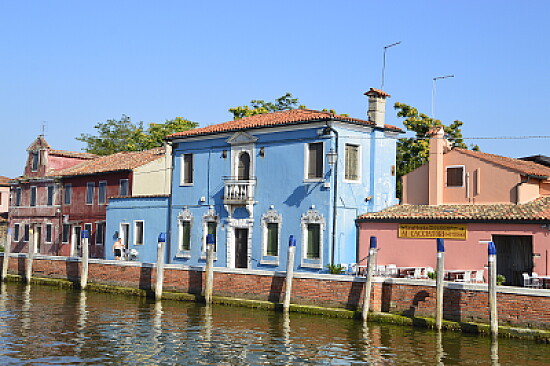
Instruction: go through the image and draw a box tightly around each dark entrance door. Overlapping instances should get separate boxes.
[235,228,248,269]
[493,235,533,286]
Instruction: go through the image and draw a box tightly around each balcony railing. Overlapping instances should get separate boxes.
[223,177,256,205]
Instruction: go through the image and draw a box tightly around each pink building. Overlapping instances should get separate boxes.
[357,128,550,286]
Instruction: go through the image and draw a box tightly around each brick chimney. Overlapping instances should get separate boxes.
[364,88,390,128]
[428,127,451,205]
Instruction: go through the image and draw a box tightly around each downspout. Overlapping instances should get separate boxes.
[166,140,174,264]
[324,122,339,266]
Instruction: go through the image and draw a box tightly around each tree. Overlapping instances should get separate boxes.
[394,102,479,199]
[229,93,347,119]
[77,115,198,155]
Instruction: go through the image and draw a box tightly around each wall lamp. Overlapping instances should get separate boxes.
[326,148,337,166]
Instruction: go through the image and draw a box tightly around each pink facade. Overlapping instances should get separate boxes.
[358,222,550,280]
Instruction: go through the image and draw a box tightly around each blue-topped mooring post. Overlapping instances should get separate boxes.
[283,235,297,311]
[80,229,90,290]
[204,234,215,304]
[2,228,11,281]
[435,238,445,331]
[488,241,498,337]
[362,236,377,321]
[25,227,35,283]
[155,232,167,301]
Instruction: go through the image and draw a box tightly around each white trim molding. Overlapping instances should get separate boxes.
[300,208,325,269]
[260,207,282,266]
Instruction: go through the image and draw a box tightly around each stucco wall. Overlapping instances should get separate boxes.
[132,156,170,196]
[0,186,9,213]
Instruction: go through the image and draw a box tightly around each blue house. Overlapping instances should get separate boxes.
[164,89,402,272]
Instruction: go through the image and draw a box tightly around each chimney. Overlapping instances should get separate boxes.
[428,127,451,205]
[364,88,390,128]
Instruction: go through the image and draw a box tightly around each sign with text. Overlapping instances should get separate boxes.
[398,224,467,240]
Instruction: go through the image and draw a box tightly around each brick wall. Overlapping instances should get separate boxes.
[2,255,550,330]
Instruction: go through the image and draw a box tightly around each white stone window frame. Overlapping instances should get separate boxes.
[95,222,106,245]
[133,220,145,246]
[180,153,194,186]
[98,181,107,205]
[176,208,193,258]
[260,208,282,266]
[343,143,362,183]
[300,208,325,269]
[446,165,465,188]
[226,217,254,269]
[304,141,325,183]
[227,132,257,179]
[201,207,219,260]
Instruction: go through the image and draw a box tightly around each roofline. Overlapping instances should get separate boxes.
[355,217,550,224]
[167,117,403,141]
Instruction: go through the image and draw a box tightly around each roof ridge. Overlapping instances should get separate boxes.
[454,148,550,177]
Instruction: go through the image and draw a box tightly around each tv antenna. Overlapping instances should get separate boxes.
[381,41,401,90]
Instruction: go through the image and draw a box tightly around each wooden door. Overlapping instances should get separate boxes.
[235,228,248,269]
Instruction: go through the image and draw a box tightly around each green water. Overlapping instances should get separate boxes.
[0,283,547,365]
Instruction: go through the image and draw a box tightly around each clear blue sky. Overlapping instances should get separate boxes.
[1,1,549,178]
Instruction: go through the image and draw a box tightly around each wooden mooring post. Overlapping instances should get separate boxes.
[155,233,167,301]
[25,228,35,283]
[435,238,445,331]
[203,234,215,304]
[283,235,297,311]
[488,241,498,337]
[80,230,89,290]
[362,236,377,322]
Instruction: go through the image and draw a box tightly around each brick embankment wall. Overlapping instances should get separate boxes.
[2,255,550,330]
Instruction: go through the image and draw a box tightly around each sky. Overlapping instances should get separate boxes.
[1,1,549,178]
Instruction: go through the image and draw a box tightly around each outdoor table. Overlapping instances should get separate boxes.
[537,275,550,289]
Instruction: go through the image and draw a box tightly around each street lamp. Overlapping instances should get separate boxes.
[326,148,338,166]
[432,75,454,119]
[381,41,401,90]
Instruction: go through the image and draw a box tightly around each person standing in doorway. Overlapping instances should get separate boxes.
[113,237,124,260]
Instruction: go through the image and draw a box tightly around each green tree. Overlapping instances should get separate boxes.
[394,102,479,199]
[229,92,347,119]
[77,115,198,155]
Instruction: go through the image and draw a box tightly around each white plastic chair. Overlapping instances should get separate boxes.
[532,272,541,288]
[474,270,484,283]
[523,273,533,288]
[408,268,422,279]
[349,263,358,275]
[423,267,434,279]
[376,265,386,277]
[386,264,398,277]
[456,271,471,282]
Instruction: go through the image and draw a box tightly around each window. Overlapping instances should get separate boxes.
[62,224,70,243]
[345,144,360,181]
[181,154,194,185]
[446,166,464,187]
[202,208,218,254]
[24,224,30,242]
[134,221,144,245]
[98,181,107,204]
[177,209,192,254]
[306,224,321,259]
[300,208,325,268]
[261,208,282,264]
[47,186,54,206]
[86,182,95,205]
[31,151,39,171]
[96,223,105,245]
[15,187,21,206]
[306,142,323,180]
[84,223,92,238]
[207,222,217,251]
[30,186,37,207]
[64,184,72,205]
[45,223,53,243]
[14,224,20,241]
[119,179,129,196]
[238,152,251,180]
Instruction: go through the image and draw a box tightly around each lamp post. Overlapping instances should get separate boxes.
[381,41,401,90]
[432,75,454,119]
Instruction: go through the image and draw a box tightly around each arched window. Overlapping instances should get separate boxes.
[238,152,251,180]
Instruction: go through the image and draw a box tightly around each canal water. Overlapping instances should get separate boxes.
[0,283,548,365]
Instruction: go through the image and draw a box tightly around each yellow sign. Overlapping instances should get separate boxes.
[398,224,467,240]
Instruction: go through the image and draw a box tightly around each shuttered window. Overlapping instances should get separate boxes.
[447,167,464,187]
[345,144,359,180]
[307,143,323,179]
[307,223,321,259]
[182,154,194,184]
[180,221,191,251]
[266,223,279,256]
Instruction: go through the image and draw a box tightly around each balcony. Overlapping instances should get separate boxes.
[223,177,256,205]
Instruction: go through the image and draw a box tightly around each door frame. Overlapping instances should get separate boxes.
[71,225,82,257]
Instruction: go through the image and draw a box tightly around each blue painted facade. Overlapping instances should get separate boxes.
[167,118,400,273]
[105,196,169,263]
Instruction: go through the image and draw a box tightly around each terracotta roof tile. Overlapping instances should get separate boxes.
[364,88,391,97]
[49,150,97,160]
[57,147,164,176]
[168,109,402,139]
[454,148,550,178]
[357,197,550,222]
[0,176,11,186]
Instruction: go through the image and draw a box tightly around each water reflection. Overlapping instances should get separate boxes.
[0,283,546,365]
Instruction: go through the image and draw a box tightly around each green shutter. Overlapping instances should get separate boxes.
[266,223,278,256]
[181,222,191,251]
[307,224,320,259]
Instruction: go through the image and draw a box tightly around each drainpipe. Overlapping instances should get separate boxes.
[165,140,174,264]
[323,122,339,265]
